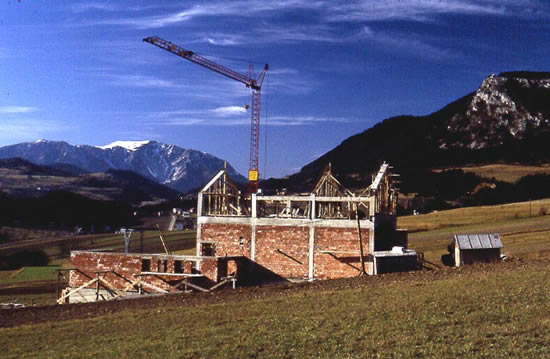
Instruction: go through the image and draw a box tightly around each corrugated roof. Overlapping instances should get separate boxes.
[453,234,503,250]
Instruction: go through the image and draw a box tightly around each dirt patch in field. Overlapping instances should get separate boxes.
[0,256,544,329]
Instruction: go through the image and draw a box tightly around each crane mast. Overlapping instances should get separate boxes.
[143,36,268,193]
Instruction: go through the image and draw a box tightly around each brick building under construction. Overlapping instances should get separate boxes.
[60,163,417,303]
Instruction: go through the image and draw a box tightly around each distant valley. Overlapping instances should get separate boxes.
[0,158,180,203]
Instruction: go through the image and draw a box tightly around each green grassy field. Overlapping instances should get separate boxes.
[2,260,550,358]
[434,163,550,183]
[398,198,550,263]
[0,266,58,284]
[3,199,550,357]
[0,229,197,264]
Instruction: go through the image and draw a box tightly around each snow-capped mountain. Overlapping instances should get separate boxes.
[96,140,152,151]
[0,140,246,193]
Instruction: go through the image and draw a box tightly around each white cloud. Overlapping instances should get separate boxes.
[268,75,319,95]
[112,1,323,28]
[70,2,118,13]
[0,106,64,142]
[359,26,459,60]
[87,69,252,103]
[200,34,247,46]
[211,106,247,117]
[266,115,353,126]
[102,74,184,89]
[0,106,38,114]
[142,110,352,127]
[83,0,548,29]
[325,0,547,22]
[0,119,66,142]
[254,24,352,44]
[69,2,181,14]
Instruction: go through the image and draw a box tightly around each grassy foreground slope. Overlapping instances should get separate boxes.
[1,260,550,358]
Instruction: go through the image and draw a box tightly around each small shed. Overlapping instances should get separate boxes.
[451,234,503,267]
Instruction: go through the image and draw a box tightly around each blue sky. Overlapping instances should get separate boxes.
[1,1,549,178]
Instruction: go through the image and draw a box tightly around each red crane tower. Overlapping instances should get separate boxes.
[143,36,268,193]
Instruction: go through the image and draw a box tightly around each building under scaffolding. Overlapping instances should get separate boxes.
[196,162,416,279]
[60,162,417,303]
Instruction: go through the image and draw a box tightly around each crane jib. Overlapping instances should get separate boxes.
[143,36,268,193]
[143,36,264,90]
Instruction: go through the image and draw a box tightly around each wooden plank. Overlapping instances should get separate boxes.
[177,280,210,292]
[209,279,229,291]
[316,196,370,202]
[57,277,98,304]
[257,195,311,202]
[155,224,171,255]
[319,250,361,254]
[97,277,126,297]
[139,280,169,294]
[110,278,142,300]
[139,272,204,277]
[200,170,225,192]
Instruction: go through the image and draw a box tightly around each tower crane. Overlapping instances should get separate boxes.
[143,36,268,193]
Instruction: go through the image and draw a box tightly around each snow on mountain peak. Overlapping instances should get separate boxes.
[97,140,151,151]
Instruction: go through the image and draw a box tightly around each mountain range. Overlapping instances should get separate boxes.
[273,71,550,193]
[2,71,549,208]
[0,140,246,193]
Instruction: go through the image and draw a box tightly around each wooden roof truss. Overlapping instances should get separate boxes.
[200,166,246,216]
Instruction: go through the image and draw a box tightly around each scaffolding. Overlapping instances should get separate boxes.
[198,162,398,220]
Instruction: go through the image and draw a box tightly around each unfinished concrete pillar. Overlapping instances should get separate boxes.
[310,193,316,220]
[308,225,315,280]
[251,193,257,218]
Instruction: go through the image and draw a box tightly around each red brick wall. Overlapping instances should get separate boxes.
[199,223,370,280]
[255,225,309,279]
[314,227,369,279]
[70,252,201,292]
[200,257,242,282]
[201,223,251,257]
[199,257,218,282]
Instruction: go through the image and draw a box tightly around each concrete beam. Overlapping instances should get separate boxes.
[197,215,374,229]
[308,225,315,280]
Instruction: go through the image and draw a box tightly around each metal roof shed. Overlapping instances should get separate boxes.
[451,234,503,267]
